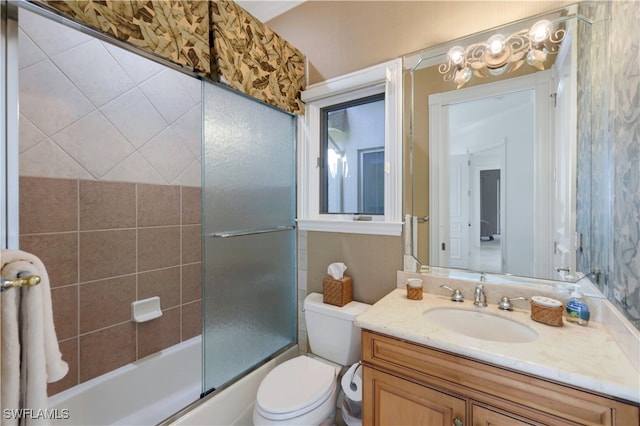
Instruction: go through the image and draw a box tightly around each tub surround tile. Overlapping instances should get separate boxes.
[137,184,181,227]
[19,177,202,395]
[181,186,202,225]
[19,60,94,136]
[137,307,181,359]
[51,39,135,108]
[138,267,181,309]
[138,226,181,271]
[79,229,136,281]
[100,88,167,149]
[79,275,136,333]
[52,111,135,180]
[181,263,202,304]
[79,322,136,382]
[19,176,77,234]
[50,285,78,341]
[19,140,93,180]
[101,152,165,185]
[181,225,202,264]
[20,232,78,287]
[79,180,136,230]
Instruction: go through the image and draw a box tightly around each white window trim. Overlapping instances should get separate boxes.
[297,59,403,236]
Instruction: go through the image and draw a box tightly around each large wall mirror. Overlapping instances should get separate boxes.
[406,4,607,289]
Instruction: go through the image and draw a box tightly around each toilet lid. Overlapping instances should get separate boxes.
[256,356,336,420]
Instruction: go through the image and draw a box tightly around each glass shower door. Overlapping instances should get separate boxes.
[202,82,296,393]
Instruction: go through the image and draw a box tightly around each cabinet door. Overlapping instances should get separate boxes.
[472,404,540,426]
[364,366,466,426]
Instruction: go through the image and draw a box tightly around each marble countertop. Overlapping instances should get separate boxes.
[354,289,640,404]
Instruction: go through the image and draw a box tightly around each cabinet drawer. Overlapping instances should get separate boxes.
[362,330,639,426]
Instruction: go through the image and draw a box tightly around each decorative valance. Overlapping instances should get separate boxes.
[36,0,305,114]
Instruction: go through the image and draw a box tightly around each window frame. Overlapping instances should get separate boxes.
[297,59,403,236]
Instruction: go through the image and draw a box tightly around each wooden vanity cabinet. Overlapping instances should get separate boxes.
[361,330,639,426]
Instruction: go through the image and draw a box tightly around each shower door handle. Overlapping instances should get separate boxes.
[209,225,295,238]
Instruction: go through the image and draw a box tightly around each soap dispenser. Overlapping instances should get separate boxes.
[566,284,590,326]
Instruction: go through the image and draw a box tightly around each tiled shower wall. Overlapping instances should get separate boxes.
[20,177,202,395]
[17,8,203,394]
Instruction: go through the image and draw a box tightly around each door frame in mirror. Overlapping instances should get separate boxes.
[426,71,557,279]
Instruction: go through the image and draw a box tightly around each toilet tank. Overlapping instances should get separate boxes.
[303,293,371,366]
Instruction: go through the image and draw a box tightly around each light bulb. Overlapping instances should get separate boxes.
[487,34,505,55]
[529,20,551,43]
[447,46,465,65]
[454,67,472,85]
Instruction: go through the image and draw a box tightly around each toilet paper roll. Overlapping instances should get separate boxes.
[341,362,363,402]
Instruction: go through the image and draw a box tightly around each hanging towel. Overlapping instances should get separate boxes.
[1,249,68,426]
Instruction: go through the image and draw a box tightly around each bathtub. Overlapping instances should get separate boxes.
[49,336,202,426]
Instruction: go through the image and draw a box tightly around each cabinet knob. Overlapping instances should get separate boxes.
[453,417,463,426]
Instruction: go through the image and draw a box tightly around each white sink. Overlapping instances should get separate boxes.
[423,308,538,343]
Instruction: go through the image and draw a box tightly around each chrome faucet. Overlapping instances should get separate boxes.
[474,277,487,308]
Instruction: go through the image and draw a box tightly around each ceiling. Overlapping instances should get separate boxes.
[235,0,306,23]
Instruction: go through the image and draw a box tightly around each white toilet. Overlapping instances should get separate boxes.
[253,293,370,425]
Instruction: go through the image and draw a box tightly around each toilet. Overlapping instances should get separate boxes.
[253,293,370,425]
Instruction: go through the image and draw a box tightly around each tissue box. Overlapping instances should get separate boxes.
[323,276,353,307]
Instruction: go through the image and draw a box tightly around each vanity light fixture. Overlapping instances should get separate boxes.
[439,19,566,89]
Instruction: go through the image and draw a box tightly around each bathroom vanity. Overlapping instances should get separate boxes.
[355,288,640,426]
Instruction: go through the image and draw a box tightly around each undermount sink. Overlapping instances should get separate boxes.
[423,308,539,343]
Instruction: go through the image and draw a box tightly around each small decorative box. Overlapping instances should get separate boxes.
[323,275,353,307]
[530,296,564,326]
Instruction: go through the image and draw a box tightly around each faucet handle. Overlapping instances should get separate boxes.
[497,296,528,311]
[440,285,464,302]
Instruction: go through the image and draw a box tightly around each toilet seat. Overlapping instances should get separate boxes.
[255,356,337,421]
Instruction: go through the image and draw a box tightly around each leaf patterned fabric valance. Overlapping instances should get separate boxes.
[38,0,305,114]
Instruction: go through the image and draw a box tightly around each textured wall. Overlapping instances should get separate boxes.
[610,1,640,328]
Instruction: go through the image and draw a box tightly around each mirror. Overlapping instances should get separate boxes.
[407,4,600,286]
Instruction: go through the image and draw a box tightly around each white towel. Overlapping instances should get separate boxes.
[1,249,69,426]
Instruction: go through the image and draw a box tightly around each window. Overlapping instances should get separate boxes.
[320,94,385,215]
[298,59,402,236]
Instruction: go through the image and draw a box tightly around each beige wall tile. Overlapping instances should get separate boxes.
[20,232,78,287]
[50,284,78,341]
[181,186,202,225]
[181,301,201,341]
[79,322,136,382]
[181,263,202,303]
[80,180,136,230]
[19,176,77,234]
[138,266,181,309]
[79,275,136,334]
[137,226,181,271]
[79,229,136,281]
[138,184,181,227]
[137,307,181,358]
[181,225,201,264]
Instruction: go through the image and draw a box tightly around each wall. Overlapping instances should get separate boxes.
[608,1,639,328]
[17,9,203,394]
[268,1,571,85]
